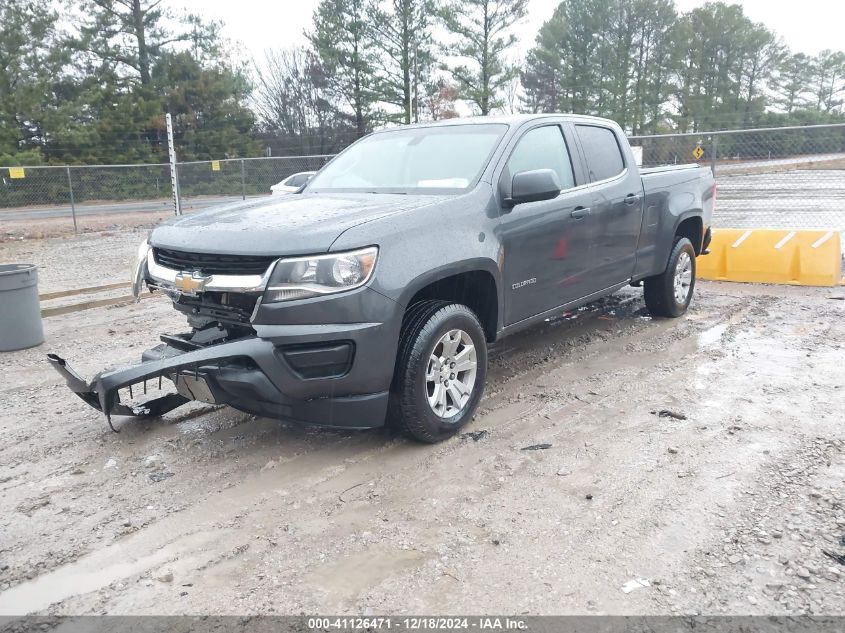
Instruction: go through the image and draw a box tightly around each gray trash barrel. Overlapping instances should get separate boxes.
[0,264,44,352]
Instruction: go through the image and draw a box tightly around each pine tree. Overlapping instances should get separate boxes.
[521,0,676,133]
[778,53,812,114]
[155,52,260,160]
[309,0,380,137]
[0,0,71,163]
[76,0,219,88]
[369,0,438,124]
[810,50,845,113]
[439,0,528,115]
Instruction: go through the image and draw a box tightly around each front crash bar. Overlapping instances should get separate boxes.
[47,336,262,432]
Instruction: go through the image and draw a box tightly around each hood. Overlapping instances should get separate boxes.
[150,192,447,256]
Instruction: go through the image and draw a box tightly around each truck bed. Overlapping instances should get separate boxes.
[639,163,702,175]
[640,163,711,192]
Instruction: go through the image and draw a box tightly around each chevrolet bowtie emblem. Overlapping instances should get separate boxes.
[174,271,210,296]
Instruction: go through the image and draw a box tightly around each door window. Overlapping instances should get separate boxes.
[506,125,575,190]
[575,125,625,182]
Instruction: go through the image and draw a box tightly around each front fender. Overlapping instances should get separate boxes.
[396,257,502,308]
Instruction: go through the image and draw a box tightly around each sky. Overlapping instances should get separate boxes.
[176,0,845,67]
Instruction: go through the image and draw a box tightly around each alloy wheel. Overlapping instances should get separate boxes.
[674,251,693,304]
[425,329,478,420]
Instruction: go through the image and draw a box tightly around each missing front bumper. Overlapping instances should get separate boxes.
[45,336,262,431]
[47,333,390,431]
[47,354,190,431]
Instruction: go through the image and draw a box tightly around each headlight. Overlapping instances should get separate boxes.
[263,246,378,303]
[130,238,150,301]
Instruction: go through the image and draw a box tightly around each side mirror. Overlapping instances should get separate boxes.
[504,169,561,208]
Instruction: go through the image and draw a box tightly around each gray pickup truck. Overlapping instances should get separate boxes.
[50,114,715,442]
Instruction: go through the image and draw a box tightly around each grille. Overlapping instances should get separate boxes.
[153,248,277,276]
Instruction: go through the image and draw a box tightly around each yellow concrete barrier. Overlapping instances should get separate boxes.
[697,228,842,286]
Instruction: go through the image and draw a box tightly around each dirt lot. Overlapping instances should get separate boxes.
[0,195,245,241]
[0,232,843,616]
[0,212,167,242]
[1,230,150,294]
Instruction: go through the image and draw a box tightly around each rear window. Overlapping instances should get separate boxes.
[575,125,625,182]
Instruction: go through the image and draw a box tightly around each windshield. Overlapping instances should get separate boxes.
[306,124,507,193]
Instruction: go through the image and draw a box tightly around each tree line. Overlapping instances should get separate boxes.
[3,0,845,166]
[1,0,259,165]
[253,0,528,155]
[521,0,845,134]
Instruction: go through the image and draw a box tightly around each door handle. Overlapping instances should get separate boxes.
[570,207,590,219]
[624,194,640,205]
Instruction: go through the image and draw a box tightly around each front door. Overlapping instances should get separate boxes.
[497,124,595,326]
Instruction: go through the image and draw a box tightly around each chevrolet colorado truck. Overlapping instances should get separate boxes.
[50,114,715,442]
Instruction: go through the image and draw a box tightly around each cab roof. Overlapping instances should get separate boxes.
[379,113,618,131]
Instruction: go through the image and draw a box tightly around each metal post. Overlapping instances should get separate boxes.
[240,158,246,200]
[710,135,718,177]
[65,165,77,234]
[166,113,182,216]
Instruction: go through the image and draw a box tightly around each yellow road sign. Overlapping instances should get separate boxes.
[211,160,220,172]
[8,167,25,179]
[692,146,704,160]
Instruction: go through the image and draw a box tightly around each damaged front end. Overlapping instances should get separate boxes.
[47,353,190,432]
[47,326,266,431]
[49,238,274,431]
[48,238,393,432]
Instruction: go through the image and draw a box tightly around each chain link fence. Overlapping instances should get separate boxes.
[629,123,845,230]
[1,163,173,235]
[177,155,332,213]
[2,123,844,237]
[0,157,332,236]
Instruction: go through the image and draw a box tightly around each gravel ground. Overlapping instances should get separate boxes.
[1,214,166,242]
[1,229,148,294]
[0,231,843,616]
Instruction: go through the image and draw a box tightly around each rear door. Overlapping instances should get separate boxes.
[573,123,644,289]
[497,123,594,325]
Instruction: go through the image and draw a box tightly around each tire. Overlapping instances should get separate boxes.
[643,237,696,318]
[389,301,488,443]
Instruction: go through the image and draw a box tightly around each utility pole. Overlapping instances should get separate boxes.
[166,113,182,216]
[65,166,77,233]
[710,134,718,177]
[240,159,246,200]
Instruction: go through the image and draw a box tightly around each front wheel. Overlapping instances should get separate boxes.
[643,237,696,318]
[389,301,488,443]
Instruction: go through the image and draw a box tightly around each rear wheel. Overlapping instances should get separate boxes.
[643,237,696,318]
[389,301,487,443]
